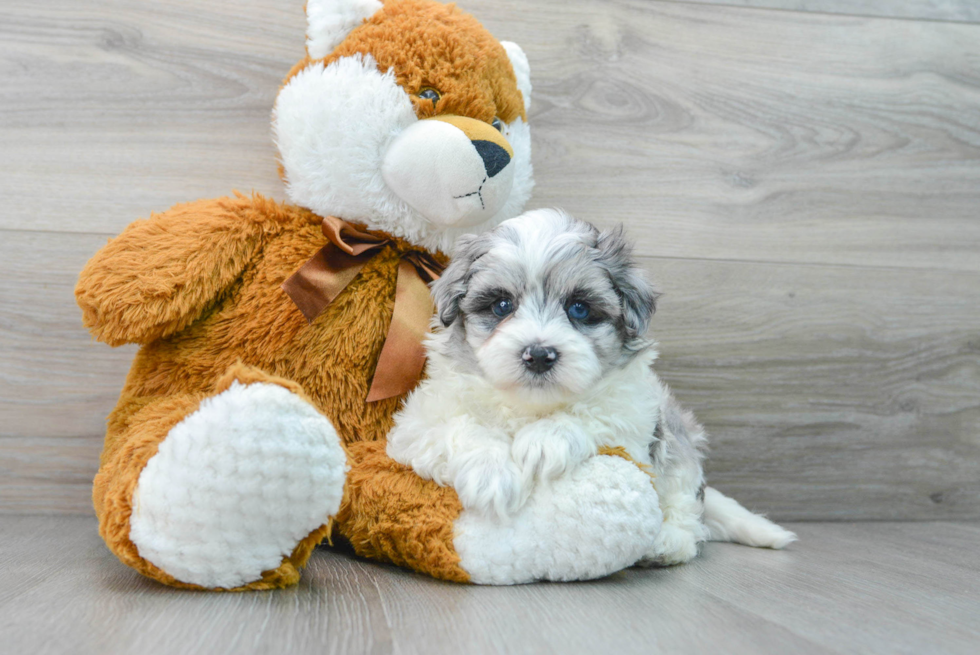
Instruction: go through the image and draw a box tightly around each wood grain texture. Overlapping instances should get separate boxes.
[646,256,980,520]
[3,0,980,270]
[673,0,980,23]
[0,231,134,513]
[482,0,980,272]
[1,516,978,655]
[1,0,979,518]
[0,0,295,234]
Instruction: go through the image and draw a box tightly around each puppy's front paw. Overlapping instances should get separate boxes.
[453,449,524,520]
[512,419,593,482]
[639,522,701,567]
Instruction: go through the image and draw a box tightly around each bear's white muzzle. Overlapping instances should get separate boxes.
[382,115,515,228]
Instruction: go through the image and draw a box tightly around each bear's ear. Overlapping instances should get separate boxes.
[306,0,384,60]
[500,41,532,113]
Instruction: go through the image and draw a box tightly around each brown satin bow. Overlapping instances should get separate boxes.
[281,216,443,403]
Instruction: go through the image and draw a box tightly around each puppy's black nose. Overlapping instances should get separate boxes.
[471,140,511,178]
[522,345,558,374]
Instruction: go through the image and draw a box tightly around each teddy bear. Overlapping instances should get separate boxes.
[75,0,663,590]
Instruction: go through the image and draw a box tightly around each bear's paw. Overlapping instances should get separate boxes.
[129,381,347,589]
[452,454,662,585]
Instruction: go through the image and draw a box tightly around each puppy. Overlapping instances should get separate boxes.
[387,208,796,565]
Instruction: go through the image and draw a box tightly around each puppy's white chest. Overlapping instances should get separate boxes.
[512,359,664,465]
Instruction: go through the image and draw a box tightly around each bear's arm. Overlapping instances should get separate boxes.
[75,196,272,346]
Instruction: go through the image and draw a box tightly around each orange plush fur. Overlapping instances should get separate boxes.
[76,0,530,588]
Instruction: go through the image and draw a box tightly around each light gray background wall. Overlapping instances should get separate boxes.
[1,0,978,520]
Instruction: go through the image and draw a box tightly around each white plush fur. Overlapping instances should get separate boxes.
[454,455,663,585]
[500,41,532,112]
[273,56,417,236]
[129,382,348,589]
[381,119,516,227]
[306,0,383,60]
[273,54,534,254]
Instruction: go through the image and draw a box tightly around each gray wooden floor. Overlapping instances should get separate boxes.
[1,517,977,655]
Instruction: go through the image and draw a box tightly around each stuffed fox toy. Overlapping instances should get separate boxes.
[76,0,664,589]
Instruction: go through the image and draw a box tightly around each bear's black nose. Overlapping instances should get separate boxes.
[522,345,558,374]
[471,140,511,178]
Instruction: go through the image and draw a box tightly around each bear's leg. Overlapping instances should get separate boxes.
[337,446,664,585]
[94,364,347,590]
[335,440,471,583]
[452,455,664,585]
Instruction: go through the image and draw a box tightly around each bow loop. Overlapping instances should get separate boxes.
[321,214,388,256]
[282,216,445,403]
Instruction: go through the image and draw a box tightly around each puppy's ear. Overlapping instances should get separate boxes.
[596,225,660,345]
[432,234,488,328]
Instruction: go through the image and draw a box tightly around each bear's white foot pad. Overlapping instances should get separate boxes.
[453,455,663,585]
[129,382,347,588]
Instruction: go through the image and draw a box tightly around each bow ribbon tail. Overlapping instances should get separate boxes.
[366,260,436,402]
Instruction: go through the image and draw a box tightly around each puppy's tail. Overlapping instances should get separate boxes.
[702,486,797,549]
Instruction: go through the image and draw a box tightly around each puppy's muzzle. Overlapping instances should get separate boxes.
[522,345,558,374]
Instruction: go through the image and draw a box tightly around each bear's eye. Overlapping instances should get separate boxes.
[418,88,441,104]
[491,117,503,132]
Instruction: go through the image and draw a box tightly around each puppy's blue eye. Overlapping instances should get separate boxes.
[491,298,513,318]
[567,302,590,320]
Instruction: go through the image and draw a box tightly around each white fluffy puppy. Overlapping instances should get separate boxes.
[387,208,796,565]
